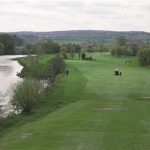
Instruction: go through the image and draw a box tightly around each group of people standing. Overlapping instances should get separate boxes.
[114,69,122,76]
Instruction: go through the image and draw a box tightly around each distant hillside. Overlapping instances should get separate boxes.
[10,30,150,44]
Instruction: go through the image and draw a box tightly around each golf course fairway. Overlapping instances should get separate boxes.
[1,53,150,150]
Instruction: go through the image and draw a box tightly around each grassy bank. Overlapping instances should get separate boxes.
[1,53,150,149]
[17,55,54,78]
[0,55,86,137]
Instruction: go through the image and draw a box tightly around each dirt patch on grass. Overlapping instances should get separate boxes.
[22,133,32,139]
[93,105,124,111]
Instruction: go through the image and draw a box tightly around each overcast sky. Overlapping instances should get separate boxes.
[0,0,149,32]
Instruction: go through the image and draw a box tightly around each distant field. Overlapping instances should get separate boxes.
[1,53,150,150]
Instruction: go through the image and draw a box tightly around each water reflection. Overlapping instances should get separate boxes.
[0,55,25,115]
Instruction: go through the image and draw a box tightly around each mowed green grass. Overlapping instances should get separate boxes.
[1,53,150,150]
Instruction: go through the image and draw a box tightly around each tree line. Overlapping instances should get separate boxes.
[17,39,60,55]
[111,36,139,56]
[1,33,150,66]
[0,34,23,55]
[110,36,150,66]
[0,33,108,57]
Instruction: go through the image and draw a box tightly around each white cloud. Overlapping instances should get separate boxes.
[0,0,149,32]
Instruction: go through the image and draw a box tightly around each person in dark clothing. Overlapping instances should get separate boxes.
[66,69,69,75]
[120,72,122,76]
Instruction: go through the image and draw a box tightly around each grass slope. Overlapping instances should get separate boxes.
[1,53,150,149]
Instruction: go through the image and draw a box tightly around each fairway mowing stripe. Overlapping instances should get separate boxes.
[141,97,150,99]
[22,133,32,139]
[93,108,122,111]
[93,105,126,111]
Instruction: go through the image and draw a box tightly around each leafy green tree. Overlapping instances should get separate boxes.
[64,43,75,59]
[111,45,124,56]
[116,36,128,46]
[138,45,150,66]
[0,34,15,55]
[15,46,25,55]
[60,43,81,59]
[125,47,133,56]
[48,55,66,82]
[13,35,24,47]
[25,44,35,55]
[60,46,68,59]
[50,41,60,53]
[69,45,76,59]
[99,43,103,53]
[82,53,86,60]
[73,44,81,59]
[0,42,4,55]
[73,44,81,52]
[131,44,139,56]
[87,45,93,52]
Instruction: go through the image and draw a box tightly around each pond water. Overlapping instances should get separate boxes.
[0,55,24,115]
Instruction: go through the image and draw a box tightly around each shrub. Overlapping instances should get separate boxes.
[81,53,86,60]
[11,79,43,113]
[138,47,150,66]
[48,55,66,82]
[131,44,139,56]
[31,64,49,79]
[0,92,7,119]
